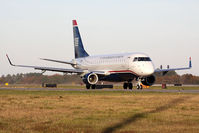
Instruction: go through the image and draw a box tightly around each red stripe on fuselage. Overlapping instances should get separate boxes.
[109,70,138,76]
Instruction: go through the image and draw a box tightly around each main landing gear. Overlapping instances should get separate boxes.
[123,82,133,90]
[86,84,96,89]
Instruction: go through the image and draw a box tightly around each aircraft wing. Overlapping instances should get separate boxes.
[6,55,108,75]
[6,54,83,73]
[155,57,192,73]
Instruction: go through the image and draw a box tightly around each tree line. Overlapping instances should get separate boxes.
[0,73,81,84]
[155,71,199,84]
[0,72,199,85]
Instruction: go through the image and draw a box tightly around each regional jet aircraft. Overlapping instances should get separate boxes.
[6,20,192,89]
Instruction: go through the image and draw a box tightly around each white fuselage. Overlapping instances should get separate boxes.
[73,53,155,77]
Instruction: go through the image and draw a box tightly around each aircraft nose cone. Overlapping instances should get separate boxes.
[143,64,155,76]
[146,68,154,75]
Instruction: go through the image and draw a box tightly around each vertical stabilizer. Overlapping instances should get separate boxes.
[73,20,89,58]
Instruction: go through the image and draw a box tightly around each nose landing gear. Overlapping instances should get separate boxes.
[136,84,143,90]
[136,78,143,90]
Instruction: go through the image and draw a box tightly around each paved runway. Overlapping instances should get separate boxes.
[0,87,199,93]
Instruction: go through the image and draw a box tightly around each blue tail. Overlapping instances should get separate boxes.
[73,20,89,58]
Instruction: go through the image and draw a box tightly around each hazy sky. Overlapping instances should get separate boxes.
[0,0,199,76]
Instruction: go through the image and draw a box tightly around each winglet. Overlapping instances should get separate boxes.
[189,57,192,68]
[6,54,15,66]
[72,20,77,26]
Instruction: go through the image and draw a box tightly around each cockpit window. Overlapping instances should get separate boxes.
[133,57,138,61]
[133,57,151,62]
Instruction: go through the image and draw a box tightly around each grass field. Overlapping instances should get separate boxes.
[0,89,199,133]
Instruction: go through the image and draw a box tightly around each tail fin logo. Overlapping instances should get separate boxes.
[74,37,79,46]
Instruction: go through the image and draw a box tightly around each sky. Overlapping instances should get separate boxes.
[0,0,199,76]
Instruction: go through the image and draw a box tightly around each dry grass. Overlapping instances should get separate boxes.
[0,90,198,133]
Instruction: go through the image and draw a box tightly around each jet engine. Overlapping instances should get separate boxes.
[83,73,99,85]
[141,75,156,86]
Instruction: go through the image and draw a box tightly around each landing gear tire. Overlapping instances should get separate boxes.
[91,84,96,89]
[137,85,143,90]
[86,84,91,89]
[137,85,139,90]
[123,83,128,89]
[140,85,143,90]
[129,83,133,90]
[123,83,133,90]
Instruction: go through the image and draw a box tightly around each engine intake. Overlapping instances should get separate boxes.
[141,75,156,86]
[83,73,98,85]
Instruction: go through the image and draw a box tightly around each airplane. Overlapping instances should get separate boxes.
[6,20,192,89]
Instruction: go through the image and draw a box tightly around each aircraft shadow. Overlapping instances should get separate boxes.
[102,96,190,133]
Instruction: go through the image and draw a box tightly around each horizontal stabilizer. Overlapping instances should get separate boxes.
[40,58,76,65]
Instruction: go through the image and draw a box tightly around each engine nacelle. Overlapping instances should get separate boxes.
[141,75,156,86]
[83,73,99,85]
